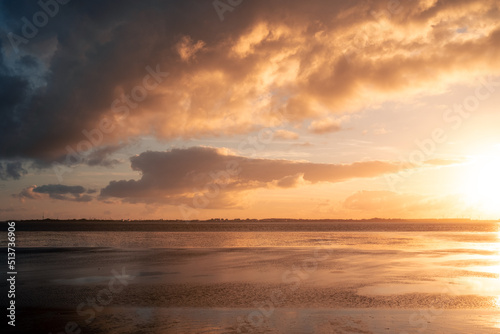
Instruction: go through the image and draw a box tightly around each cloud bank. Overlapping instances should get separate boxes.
[100,146,410,207]
[0,0,499,168]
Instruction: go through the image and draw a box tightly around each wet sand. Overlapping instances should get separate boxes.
[4,245,500,333]
[15,307,500,333]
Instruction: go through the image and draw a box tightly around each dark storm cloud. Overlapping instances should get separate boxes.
[14,183,93,202]
[0,0,245,162]
[16,55,38,68]
[0,161,27,180]
[33,184,85,195]
[29,143,126,171]
[0,0,499,174]
[0,40,30,138]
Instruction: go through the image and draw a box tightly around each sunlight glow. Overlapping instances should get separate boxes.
[460,150,500,217]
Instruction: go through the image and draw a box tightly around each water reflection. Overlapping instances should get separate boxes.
[492,227,500,330]
[496,228,500,316]
[9,221,500,333]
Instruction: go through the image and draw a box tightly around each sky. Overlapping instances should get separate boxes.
[0,0,500,220]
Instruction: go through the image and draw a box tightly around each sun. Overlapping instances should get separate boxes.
[460,150,500,217]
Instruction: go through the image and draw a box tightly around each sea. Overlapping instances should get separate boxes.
[1,220,500,333]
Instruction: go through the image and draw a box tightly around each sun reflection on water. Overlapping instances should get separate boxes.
[494,299,500,330]
[496,227,500,316]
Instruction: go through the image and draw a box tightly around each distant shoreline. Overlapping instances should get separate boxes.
[2,218,498,232]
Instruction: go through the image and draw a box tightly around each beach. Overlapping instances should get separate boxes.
[2,220,500,333]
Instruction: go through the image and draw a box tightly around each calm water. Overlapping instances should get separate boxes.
[4,220,500,248]
[3,220,500,333]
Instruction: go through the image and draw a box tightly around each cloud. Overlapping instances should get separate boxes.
[308,118,342,134]
[14,184,94,202]
[293,142,314,148]
[85,143,126,167]
[273,129,299,140]
[29,143,127,170]
[0,161,27,180]
[373,128,389,135]
[0,0,499,172]
[424,158,465,166]
[100,146,408,207]
[175,35,206,62]
[33,184,86,195]
[272,173,307,188]
[13,186,44,202]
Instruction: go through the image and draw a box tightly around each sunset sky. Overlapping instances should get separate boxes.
[1,0,500,220]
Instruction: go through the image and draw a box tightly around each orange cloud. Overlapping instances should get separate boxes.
[308,118,342,134]
[175,35,206,62]
[273,129,299,140]
[3,0,500,167]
